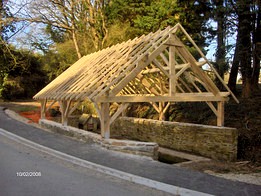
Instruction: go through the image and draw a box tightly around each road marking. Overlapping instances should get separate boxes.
[0,128,214,196]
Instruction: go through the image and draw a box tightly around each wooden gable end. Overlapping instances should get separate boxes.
[34,23,238,139]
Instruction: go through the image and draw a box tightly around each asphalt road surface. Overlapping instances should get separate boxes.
[0,132,174,196]
[0,106,260,196]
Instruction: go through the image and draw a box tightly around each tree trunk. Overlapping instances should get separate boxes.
[251,2,261,91]
[215,0,226,90]
[86,0,108,50]
[242,77,252,98]
[70,1,82,59]
[238,0,252,98]
[72,28,82,59]
[228,37,240,93]
[228,12,243,93]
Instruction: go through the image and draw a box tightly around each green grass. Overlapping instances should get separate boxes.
[13,106,39,112]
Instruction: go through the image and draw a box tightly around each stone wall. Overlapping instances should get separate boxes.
[39,119,158,159]
[111,117,238,161]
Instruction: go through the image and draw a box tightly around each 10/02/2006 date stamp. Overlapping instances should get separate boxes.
[16,171,41,177]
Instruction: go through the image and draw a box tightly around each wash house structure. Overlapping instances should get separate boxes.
[34,23,238,139]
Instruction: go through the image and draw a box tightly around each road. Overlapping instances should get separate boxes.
[0,106,260,196]
[0,131,173,196]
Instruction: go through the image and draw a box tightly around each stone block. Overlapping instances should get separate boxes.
[111,117,238,161]
[39,119,158,159]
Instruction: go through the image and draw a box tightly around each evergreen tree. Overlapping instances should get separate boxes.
[228,0,260,97]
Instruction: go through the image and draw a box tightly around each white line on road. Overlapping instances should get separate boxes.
[0,128,214,196]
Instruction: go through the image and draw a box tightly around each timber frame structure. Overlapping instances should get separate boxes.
[34,23,238,139]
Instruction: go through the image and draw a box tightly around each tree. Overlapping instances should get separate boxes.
[0,0,16,94]
[228,0,260,97]
[0,1,47,100]
[176,0,213,56]
[211,0,228,89]
[1,48,47,100]
[252,0,261,91]
[107,0,212,52]
[25,0,109,58]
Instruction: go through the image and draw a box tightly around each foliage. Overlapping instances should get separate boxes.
[0,0,16,41]
[79,100,97,115]
[106,0,211,49]
[103,22,130,47]
[0,47,47,100]
[1,0,259,101]
[42,40,78,80]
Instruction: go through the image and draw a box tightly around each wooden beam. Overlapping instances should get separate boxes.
[174,37,220,95]
[40,99,47,119]
[150,102,160,113]
[136,74,160,95]
[176,82,186,93]
[96,28,172,99]
[100,102,110,139]
[159,102,171,120]
[178,77,193,92]
[151,58,170,77]
[59,100,69,126]
[160,51,170,65]
[217,101,225,126]
[158,102,164,120]
[68,101,82,116]
[96,93,230,103]
[164,41,183,47]
[110,42,169,96]
[176,23,239,103]
[110,103,129,125]
[64,100,72,119]
[206,101,218,117]
[169,45,176,95]
[141,61,206,75]
[176,64,190,78]
[93,102,102,119]
[46,100,57,112]
[163,102,170,114]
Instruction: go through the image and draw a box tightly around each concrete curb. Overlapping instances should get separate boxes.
[0,128,213,196]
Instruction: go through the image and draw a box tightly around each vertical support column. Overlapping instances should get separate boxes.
[158,102,165,121]
[59,100,69,126]
[40,99,47,119]
[100,102,110,139]
[169,45,176,96]
[217,101,224,126]
[121,103,127,117]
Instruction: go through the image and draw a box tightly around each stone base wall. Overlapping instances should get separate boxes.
[39,119,158,159]
[111,117,238,161]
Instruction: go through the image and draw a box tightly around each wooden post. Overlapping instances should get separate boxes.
[40,99,47,119]
[159,102,165,120]
[59,100,69,126]
[217,101,224,126]
[101,102,110,139]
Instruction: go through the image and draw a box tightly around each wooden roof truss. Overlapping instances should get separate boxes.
[34,23,238,139]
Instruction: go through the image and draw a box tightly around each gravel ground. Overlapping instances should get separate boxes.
[204,170,261,185]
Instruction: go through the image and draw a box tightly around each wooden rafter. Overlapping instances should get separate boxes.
[34,23,238,138]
